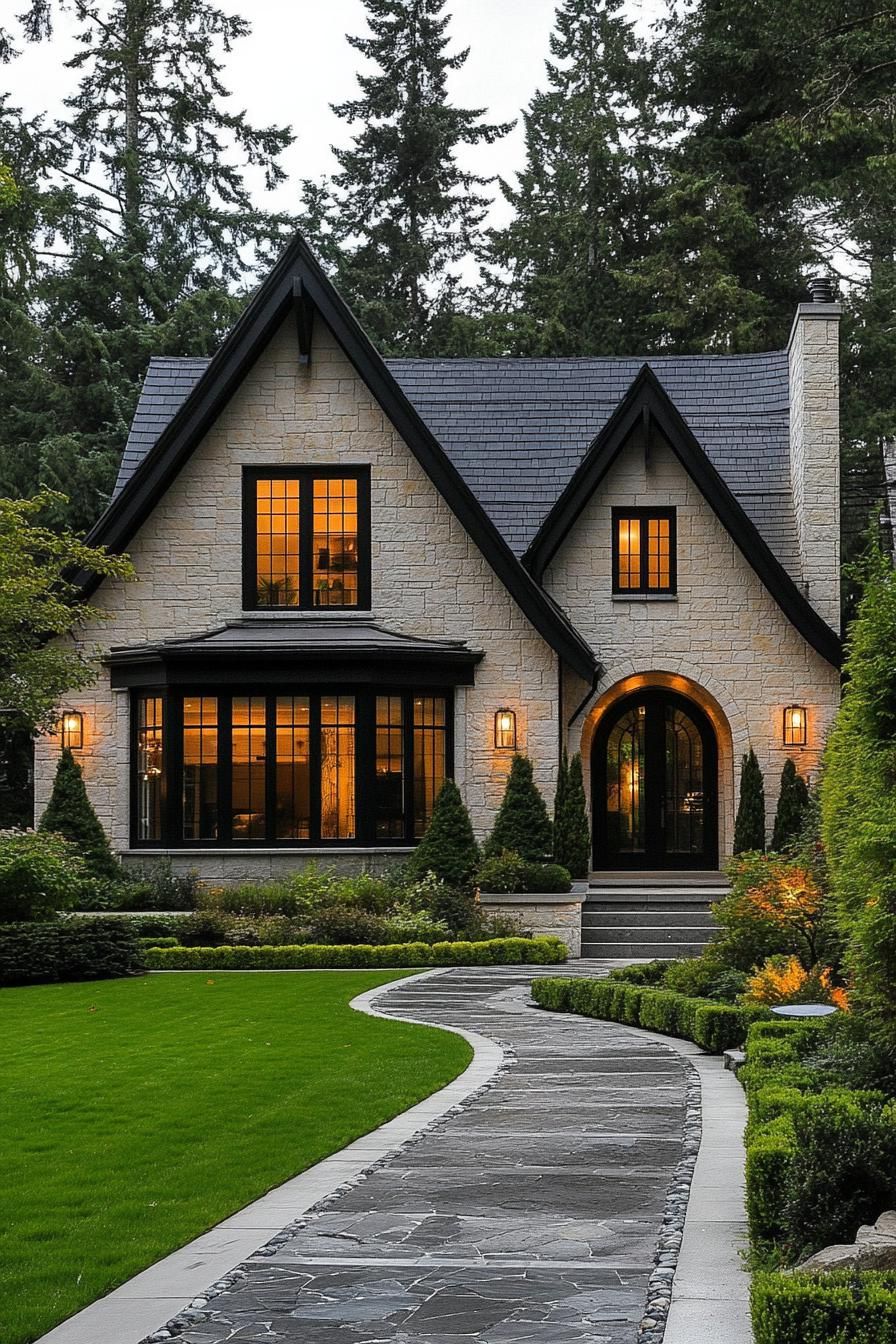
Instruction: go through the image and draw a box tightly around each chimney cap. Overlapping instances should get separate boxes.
[808,274,837,304]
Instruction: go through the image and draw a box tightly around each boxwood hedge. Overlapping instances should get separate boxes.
[143,935,567,971]
[0,917,144,986]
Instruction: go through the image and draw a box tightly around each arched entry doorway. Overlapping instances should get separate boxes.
[592,689,718,870]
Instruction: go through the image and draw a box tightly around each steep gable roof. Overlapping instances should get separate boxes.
[524,365,841,666]
[85,234,598,680]
[115,348,799,582]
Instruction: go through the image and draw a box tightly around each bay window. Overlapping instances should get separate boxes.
[131,688,449,848]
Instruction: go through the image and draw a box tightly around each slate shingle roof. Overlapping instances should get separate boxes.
[113,349,799,580]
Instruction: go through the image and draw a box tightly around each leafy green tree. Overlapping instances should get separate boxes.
[0,1,294,530]
[772,758,810,852]
[303,0,511,355]
[0,491,133,732]
[554,749,590,877]
[733,748,766,854]
[407,778,479,886]
[485,754,553,861]
[487,0,662,355]
[39,747,118,879]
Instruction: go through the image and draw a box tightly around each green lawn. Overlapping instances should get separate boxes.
[0,971,471,1344]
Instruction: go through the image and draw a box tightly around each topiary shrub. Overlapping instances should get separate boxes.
[39,747,120,879]
[553,750,590,877]
[476,850,572,894]
[772,758,810,852]
[752,1270,896,1344]
[484,754,552,861]
[734,747,766,853]
[407,779,480,886]
[0,829,86,921]
[143,935,568,971]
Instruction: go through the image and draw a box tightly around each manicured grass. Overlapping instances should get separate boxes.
[0,971,471,1343]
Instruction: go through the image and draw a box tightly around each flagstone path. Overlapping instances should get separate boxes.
[168,965,692,1344]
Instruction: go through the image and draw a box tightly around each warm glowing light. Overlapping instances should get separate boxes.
[783,705,807,747]
[494,708,517,750]
[61,710,83,751]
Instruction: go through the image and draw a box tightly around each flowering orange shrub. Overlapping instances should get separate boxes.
[717,851,833,972]
[744,954,848,1010]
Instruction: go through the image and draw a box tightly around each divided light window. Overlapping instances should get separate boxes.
[612,508,676,595]
[132,689,450,848]
[243,468,371,610]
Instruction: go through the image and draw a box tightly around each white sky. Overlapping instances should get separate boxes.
[6,0,668,232]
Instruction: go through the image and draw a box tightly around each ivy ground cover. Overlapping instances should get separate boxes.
[0,970,471,1343]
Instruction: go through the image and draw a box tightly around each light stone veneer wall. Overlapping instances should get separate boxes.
[789,303,841,632]
[545,434,841,860]
[34,318,559,874]
[478,892,586,957]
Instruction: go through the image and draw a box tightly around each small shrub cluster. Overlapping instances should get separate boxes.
[531,976,769,1052]
[0,916,143,986]
[0,829,86,921]
[751,1270,896,1344]
[143,935,568,971]
[476,850,572,894]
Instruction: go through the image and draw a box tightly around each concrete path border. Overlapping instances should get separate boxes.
[34,968,504,1344]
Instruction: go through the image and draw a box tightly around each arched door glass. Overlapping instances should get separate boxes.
[605,705,646,857]
[665,705,705,856]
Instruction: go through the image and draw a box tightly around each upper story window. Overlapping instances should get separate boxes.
[612,507,676,595]
[243,467,371,610]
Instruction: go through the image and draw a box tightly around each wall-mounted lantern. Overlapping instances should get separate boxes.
[61,709,84,752]
[494,708,517,750]
[783,705,807,748]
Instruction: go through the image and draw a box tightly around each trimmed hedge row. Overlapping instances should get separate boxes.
[531,975,769,1052]
[752,1271,896,1344]
[144,935,568,971]
[0,917,144,986]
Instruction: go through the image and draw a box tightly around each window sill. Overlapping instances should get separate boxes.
[122,846,416,856]
[240,610,376,621]
[611,593,678,603]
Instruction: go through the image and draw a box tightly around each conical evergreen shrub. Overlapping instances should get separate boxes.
[39,748,120,879]
[554,751,591,878]
[484,754,553,861]
[407,778,479,886]
[733,748,766,853]
[772,758,810,851]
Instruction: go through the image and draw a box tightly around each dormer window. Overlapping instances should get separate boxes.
[612,508,676,595]
[243,467,371,610]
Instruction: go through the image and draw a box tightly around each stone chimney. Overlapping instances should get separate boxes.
[788,275,842,633]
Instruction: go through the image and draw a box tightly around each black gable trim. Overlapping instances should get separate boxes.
[80,234,597,681]
[524,366,842,668]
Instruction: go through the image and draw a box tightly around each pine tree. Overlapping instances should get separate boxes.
[302,0,511,356]
[408,778,479,886]
[487,0,662,356]
[734,748,766,854]
[1,2,293,531]
[772,758,810,853]
[485,754,553,862]
[556,751,591,878]
[553,749,569,846]
[39,747,119,878]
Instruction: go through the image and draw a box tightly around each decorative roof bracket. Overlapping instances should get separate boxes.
[293,276,314,365]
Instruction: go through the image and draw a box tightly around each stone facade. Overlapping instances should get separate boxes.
[33,294,843,879]
[788,302,842,632]
[545,431,841,858]
[477,891,587,957]
[34,317,559,870]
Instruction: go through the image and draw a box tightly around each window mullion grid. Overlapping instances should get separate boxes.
[403,692,415,844]
[299,472,313,610]
[166,693,183,846]
[219,694,233,844]
[309,691,322,845]
[264,692,277,844]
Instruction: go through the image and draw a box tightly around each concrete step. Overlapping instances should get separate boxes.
[582,909,716,928]
[586,924,715,944]
[581,939,710,959]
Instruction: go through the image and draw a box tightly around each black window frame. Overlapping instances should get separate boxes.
[129,685,453,849]
[611,506,677,595]
[242,466,372,612]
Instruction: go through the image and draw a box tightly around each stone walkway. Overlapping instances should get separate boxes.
[167,965,692,1344]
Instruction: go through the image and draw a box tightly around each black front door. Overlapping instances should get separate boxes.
[593,690,718,870]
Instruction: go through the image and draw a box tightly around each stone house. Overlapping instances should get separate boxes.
[36,238,842,882]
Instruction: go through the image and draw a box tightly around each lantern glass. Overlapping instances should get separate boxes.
[61,710,84,751]
[783,705,807,747]
[494,708,517,750]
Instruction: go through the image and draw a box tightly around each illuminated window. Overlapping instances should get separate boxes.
[321,695,356,839]
[136,695,164,842]
[244,469,370,610]
[275,697,311,839]
[613,508,676,594]
[232,696,267,838]
[183,696,218,840]
[413,696,447,838]
[376,695,405,839]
